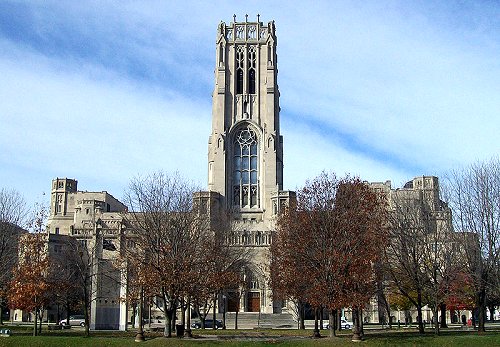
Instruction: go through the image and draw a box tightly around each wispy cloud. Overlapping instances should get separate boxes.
[0,1,498,206]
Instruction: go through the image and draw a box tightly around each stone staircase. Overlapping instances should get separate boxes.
[221,312,296,329]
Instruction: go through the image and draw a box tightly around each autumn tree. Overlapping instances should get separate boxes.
[8,204,49,336]
[445,157,500,332]
[270,203,311,330]
[271,172,388,340]
[9,234,49,335]
[123,171,210,338]
[0,188,28,324]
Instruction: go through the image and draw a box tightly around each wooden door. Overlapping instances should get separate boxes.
[247,292,260,312]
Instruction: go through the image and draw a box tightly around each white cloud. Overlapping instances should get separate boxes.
[0,38,210,205]
[0,0,499,206]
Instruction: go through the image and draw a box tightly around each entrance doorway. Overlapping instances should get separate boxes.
[247,292,260,312]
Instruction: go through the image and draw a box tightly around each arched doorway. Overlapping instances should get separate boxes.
[244,267,262,312]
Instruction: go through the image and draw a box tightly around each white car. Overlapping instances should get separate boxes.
[323,319,353,330]
[59,315,86,327]
[340,319,353,329]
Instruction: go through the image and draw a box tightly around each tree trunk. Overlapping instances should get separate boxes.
[477,286,486,333]
[417,291,424,334]
[488,304,495,322]
[83,286,90,337]
[38,308,42,334]
[180,297,186,333]
[0,299,4,325]
[319,307,323,330]
[337,309,342,332]
[360,310,364,338]
[298,302,305,329]
[185,297,192,338]
[440,303,447,328]
[212,294,217,330]
[313,307,320,338]
[66,301,71,326]
[33,309,38,336]
[131,303,136,328]
[433,306,440,335]
[171,311,176,334]
[352,307,362,341]
[148,301,152,330]
[164,309,173,337]
[328,308,336,337]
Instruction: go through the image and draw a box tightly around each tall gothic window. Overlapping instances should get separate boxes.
[233,126,258,208]
[236,46,244,94]
[248,46,256,94]
[248,69,255,94]
[236,69,243,94]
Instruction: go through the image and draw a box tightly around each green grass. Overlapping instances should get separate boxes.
[0,327,499,347]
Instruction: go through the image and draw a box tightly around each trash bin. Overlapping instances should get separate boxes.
[176,324,185,337]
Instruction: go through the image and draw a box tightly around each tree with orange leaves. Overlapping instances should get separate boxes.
[8,232,49,336]
[271,172,388,340]
[8,203,50,336]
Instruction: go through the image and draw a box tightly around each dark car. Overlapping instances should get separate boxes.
[191,319,223,329]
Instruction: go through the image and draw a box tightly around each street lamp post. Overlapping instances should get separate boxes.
[135,287,145,342]
[222,295,227,329]
[185,298,192,338]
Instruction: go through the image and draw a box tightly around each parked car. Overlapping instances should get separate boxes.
[59,315,86,327]
[323,319,353,330]
[190,319,223,329]
[340,319,353,329]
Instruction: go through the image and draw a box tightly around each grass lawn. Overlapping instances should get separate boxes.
[0,326,499,347]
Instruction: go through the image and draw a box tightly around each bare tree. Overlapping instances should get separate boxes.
[47,244,83,326]
[185,205,247,331]
[59,237,99,336]
[384,189,429,334]
[123,171,209,338]
[419,213,459,335]
[0,188,28,324]
[445,157,500,332]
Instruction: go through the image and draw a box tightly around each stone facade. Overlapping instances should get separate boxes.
[368,176,456,324]
[197,16,295,314]
[47,178,128,330]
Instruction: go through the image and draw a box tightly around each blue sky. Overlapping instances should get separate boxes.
[0,1,499,208]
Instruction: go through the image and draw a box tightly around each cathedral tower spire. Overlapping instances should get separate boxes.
[199,17,294,314]
[208,16,283,217]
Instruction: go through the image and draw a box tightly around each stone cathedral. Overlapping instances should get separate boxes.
[32,16,456,329]
[195,16,295,314]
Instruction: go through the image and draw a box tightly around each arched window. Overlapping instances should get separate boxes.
[233,125,258,208]
[236,69,243,94]
[248,69,255,94]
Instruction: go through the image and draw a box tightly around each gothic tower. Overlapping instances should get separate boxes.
[208,15,286,218]
[200,16,295,314]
